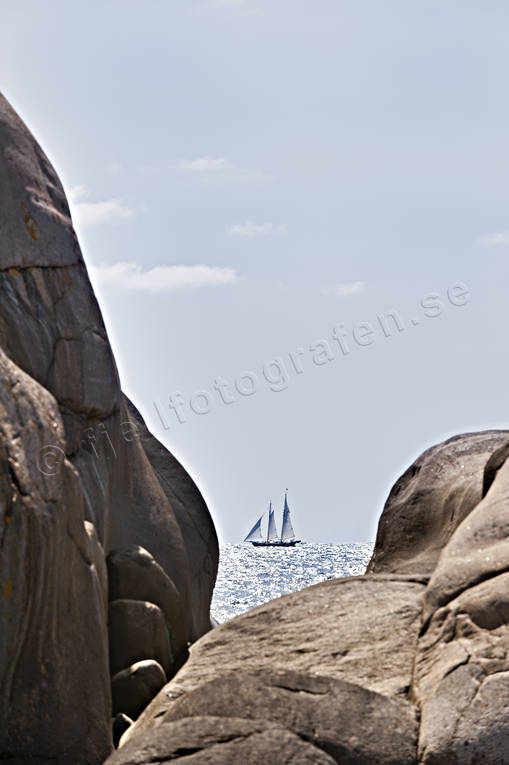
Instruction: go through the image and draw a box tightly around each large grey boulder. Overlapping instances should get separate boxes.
[104,716,337,765]
[0,348,111,763]
[412,455,509,764]
[366,430,509,576]
[0,90,218,762]
[123,396,218,641]
[162,669,418,765]
[122,574,425,744]
[109,600,171,676]
[105,396,218,643]
[107,545,188,669]
[0,88,217,645]
[423,454,509,621]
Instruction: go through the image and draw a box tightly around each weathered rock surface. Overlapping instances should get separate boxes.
[105,717,337,765]
[109,600,171,676]
[0,348,111,763]
[112,397,218,643]
[124,396,218,642]
[107,546,187,669]
[366,430,509,576]
[121,431,509,764]
[423,456,509,621]
[123,574,425,744]
[112,660,167,720]
[0,90,218,762]
[412,455,509,764]
[163,669,418,765]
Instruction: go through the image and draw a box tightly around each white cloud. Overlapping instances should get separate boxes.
[204,0,264,14]
[321,281,366,297]
[141,158,268,184]
[108,162,122,175]
[178,157,230,171]
[478,231,509,246]
[228,221,286,237]
[68,185,87,202]
[212,0,249,7]
[88,261,240,293]
[68,185,137,228]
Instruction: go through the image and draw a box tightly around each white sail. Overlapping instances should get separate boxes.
[281,491,295,541]
[244,515,263,542]
[267,502,279,542]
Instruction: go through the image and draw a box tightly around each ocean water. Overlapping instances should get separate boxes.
[211,542,374,624]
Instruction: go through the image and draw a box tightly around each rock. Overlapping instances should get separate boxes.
[163,669,418,765]
[112,660,167,720]
[0,90,218,762]
[105,716,337,765]
[122,574,425,744]
[482,439,509,496]
[417,654,509,765]
[109,600,171,676]
[367,430,509,576]
[412,454,509,764]
[117,396,218,643]
[107,546,188,669]
[0,88,218,643]
[0,348,111,763]
[423,454,509,620]
[113,714,133,749]
[121,430,509,764]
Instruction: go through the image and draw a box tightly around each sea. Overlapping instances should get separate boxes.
[211,542,374,624]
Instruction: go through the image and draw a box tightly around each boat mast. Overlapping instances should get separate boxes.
[267,501,279,542]
[280,490,287,542]
[281,488,296,542]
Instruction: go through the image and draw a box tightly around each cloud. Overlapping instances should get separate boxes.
[228,221,286,237]
[108,162,122,175]
[68,185,137,228]
[321,281,366,297]
[478,231,509,246]
[178,157,230,171]
[88,261,240,293]
[211,0,249,7]
[204,0,265,14]
[141,158,268,185]
[68,185,88,202]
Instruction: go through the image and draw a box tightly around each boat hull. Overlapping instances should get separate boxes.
[251,540,301,547]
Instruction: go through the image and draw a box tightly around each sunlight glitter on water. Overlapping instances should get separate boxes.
[211,542,373,623]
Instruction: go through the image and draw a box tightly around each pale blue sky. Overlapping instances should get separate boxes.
[2,0,508,541]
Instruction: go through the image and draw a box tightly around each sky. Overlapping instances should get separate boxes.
[1,0,509,543]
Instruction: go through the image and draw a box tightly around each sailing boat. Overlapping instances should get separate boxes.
[244,491,301,547]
